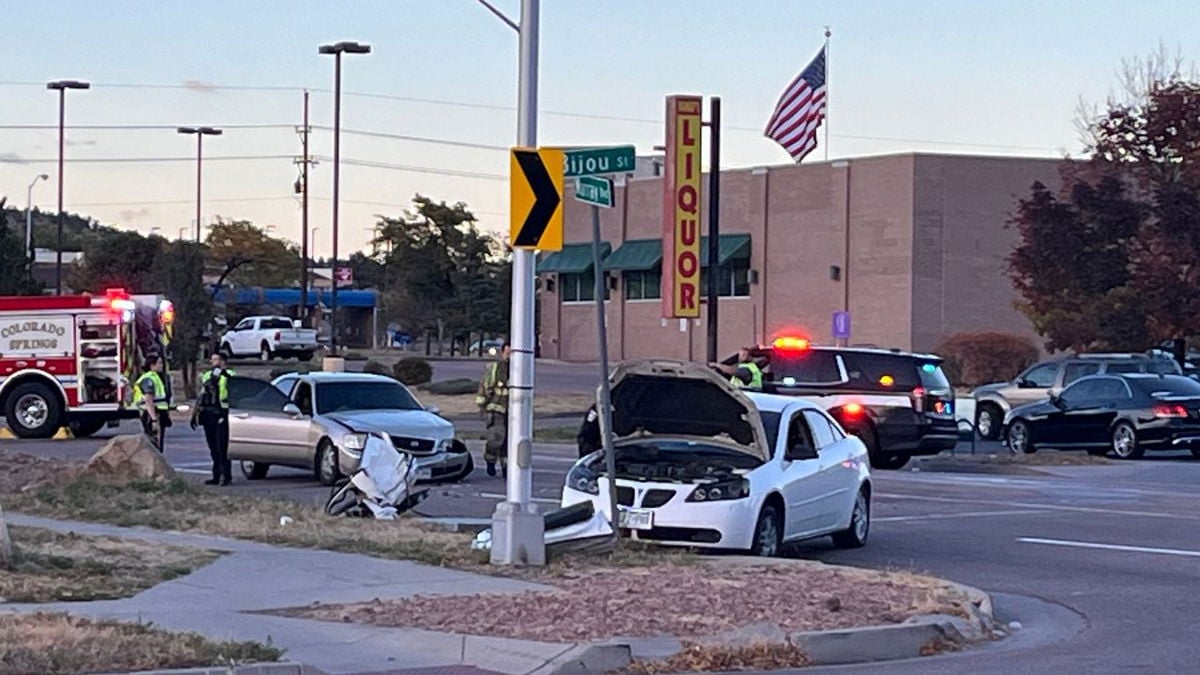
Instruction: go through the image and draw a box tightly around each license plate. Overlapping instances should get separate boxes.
[618,507,654,531]
[415,468,432,481]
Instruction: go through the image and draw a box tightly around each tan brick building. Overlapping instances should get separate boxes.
[536,152,1061,362]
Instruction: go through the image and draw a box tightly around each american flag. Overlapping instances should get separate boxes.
[764,47,827,163]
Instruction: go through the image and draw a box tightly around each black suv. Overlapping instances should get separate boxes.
[730,339,959,469]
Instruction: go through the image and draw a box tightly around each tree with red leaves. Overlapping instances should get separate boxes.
[1010,54,1200,352]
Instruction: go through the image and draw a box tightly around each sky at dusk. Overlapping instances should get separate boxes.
[2,0,1198,255]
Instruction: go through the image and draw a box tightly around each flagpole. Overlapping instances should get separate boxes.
[824,26,831,161]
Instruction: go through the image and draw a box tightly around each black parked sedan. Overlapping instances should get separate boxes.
[1003,374,1200,459]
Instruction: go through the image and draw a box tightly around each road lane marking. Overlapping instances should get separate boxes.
[478,492,561,505]
[877,492,1200,521]
[875,509,1045,523]
[1018,537,1200,558]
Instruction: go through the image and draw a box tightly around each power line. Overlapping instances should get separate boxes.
[0,79,1062,153]
[324,157,505,180]
[0,123,293,130]
[316,126,508,151]
[0,154,295,163]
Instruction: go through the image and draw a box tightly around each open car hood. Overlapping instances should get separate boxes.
[605,359,770,462]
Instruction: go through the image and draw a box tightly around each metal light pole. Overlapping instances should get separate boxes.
[47,79,90,295]
[178,226,189,240]
[297,90,312,321]
[319,41,371,355]
[177,126,223,243]
[482,0,545,566]
[25,173,48,269]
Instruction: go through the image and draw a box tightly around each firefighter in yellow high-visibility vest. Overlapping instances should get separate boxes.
[133,355,171,452]
[476,341,510,477]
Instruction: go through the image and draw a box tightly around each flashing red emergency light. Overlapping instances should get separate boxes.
[843,402,864,417]
[773,336,811,351]
[159,300,175,325]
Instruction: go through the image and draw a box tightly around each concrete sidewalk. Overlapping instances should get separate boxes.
[3,514,572,675]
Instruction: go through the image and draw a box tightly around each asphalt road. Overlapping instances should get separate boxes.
[11,426,1200,672]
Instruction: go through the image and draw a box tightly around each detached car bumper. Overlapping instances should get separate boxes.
[339,446,471,482]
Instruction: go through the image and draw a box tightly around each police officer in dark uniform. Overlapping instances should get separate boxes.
[191,352,234,485]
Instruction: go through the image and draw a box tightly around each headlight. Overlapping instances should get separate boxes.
[686,478,750,502]
[342,433,369,453]
[435,438,451,452]
[566,462,600,495]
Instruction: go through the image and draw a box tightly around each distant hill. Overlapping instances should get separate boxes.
[0,206,118,251]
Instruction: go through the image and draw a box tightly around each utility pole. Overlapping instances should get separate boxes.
[488,0,545,566]
[295,90,314,322]
[705,97,721,363]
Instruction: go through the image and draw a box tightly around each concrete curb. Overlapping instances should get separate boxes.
[537,576,997,674]
[95,663,326,675]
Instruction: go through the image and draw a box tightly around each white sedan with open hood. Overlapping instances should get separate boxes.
[561,360,872,556]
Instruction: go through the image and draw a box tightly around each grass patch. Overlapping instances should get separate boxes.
[3,477,475,568]
[623,642,811,673]
[916,448,1113,469]
[0,527,218,603]
[0,612,281,675]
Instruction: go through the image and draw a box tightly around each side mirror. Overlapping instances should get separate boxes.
[427,404,441,416]
[282,403,302,417]
[787,443,819,461]
[1049,393,1064,408]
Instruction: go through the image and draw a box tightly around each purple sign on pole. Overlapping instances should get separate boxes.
[833,311,851,340]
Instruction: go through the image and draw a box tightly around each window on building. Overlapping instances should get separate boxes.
[560,271,609,303]
[624,269,662,300]
[699,261,751,298]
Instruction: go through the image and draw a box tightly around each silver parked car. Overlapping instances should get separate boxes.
[226,372,473,485]
[972,353,1181,440]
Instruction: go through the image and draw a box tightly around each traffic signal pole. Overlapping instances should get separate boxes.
[491,0,546,566]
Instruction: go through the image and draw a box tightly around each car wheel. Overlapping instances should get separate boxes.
[69,419,106,438]
[975,403,1003,440]
[1191,448,1200,460]
[871,453,910,470]
[4,382,63,439]
[316,439,340,485]
[750,504,783,557]
[852,424,906,470]
[219,343,234,359]
[241,460,270,480]
[1006,419,1034,454]
[298,351,314,362]
[832,487,870,549]
[260,342,274,361]
[1111,423,1143,459]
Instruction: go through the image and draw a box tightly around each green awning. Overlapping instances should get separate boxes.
[603,239,662,271]
[536,242,610,274]
[700,233,752,267]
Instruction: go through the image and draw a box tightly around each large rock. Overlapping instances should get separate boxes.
[83,434,177,484]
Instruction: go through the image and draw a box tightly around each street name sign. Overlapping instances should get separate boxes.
[564,145,635,178]
[575,176,614,208]
[510,147,564,250]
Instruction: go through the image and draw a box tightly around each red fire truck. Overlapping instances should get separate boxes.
[0,289,174,439]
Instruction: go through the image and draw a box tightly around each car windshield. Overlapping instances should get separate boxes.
[768,350,844,384]
[1134,376,1200,397]
[917,361,952,390]
[316,381,422,414]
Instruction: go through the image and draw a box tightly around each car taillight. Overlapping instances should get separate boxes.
[274,331,281,341]
[1154,404,1189,418]
[910,386,926,413]
[842,402,864,417]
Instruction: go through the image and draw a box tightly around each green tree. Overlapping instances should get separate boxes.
[206,219,301,288]
[149,240,211,396]
[0,219,42,295]
[70,229,163,293]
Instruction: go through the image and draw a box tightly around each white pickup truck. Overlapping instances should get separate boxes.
[219,315,319,361]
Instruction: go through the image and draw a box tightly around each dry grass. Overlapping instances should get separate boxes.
[0,612,281,675]
[623,641,812,673]
[419,392,594,418]
[915,448,1113,469]
[279,562,971,643]
[0,527,218,603]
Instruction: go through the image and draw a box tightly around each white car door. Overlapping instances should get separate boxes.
[777,408,829,540]
[802,409,855,532]
[228,319,254,355]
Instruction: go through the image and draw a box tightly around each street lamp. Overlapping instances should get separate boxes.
[47,79,90,295]
[26,173,49,268]
[318,40,371,355]
[177,126,223,243]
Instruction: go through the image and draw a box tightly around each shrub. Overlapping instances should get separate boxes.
[935,332,1040,387]
[393,357,434,385]
[343,351,369,361]
[362,360,393,377]
[420,378,479,395]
